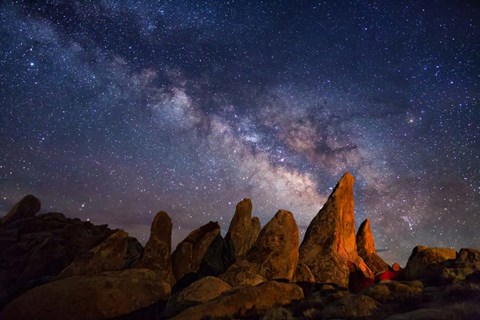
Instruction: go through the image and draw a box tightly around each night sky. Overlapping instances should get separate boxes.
[1,1,479,264]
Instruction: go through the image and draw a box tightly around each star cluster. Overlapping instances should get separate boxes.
[1,1,479,263]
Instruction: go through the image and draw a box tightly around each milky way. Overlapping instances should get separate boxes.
[1,1,479,263]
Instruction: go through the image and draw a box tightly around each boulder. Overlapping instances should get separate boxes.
[164,276,232,317]
[0,211,113,309]
[58,230,142,278]
[405,246,456,280]
[172,221,220,281]
[0,268,171,320]
[170,281,304,320]
[220,210,299,286]
[225,198,261,260]
[1,195,41,226]
[299,172,373,287]
[135,211,174,285]
[357,218,389,274]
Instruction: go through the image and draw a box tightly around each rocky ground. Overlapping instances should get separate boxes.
[0,173,479,320]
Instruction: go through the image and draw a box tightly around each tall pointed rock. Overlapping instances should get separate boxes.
[356,219,389,274]
[136,211,175,285]
[225,198,261,260]
[299,172,373,287]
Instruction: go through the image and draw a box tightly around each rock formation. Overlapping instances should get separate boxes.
[136,211,175,285]
[220,209,299,286]
[172,221,220,281]
[225,198,261,260]
[0,269,171,320]
[58,230,143,278]
[357,218,389,274]
[299,172,373,287]
[0,210,113,309]
[0,195,41,226]
[170,281,304,320]
[404,245,457,280]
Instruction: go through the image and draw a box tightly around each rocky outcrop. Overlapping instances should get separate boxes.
[405,245,457,280]
[136,211,174,285]
[299,172,373,287]
[357,218,389,274]
[164,276,232,318]
[170,281,304,320]
[172,221,220,281]
[225,198,261,260]
[1,195,41,226]
[0,209,113,309]
[220,210,299,286]
[0,269,171,320]
[58,230,142,278]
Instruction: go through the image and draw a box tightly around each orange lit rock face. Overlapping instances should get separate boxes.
[299,172,373,287]
[357,219,389,274]
[225,198,261,259]
[172,221,220,281]
[136,210,175,285]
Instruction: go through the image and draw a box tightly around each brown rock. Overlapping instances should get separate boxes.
[164,276,232,317]
[1,195,41,226]
[136,211,174,285]
[357,218,389,274]
[225,198,261,259]
[172,221,220,281]
[170,281,304,320]
[221,210,299,286]
[405,245,457,280]
[58,230,142,278]
[0,268,171,320]
[299,172,373,287]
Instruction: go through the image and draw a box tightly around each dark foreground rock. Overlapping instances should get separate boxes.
[0,210,113,309]
[0,268,171,320]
